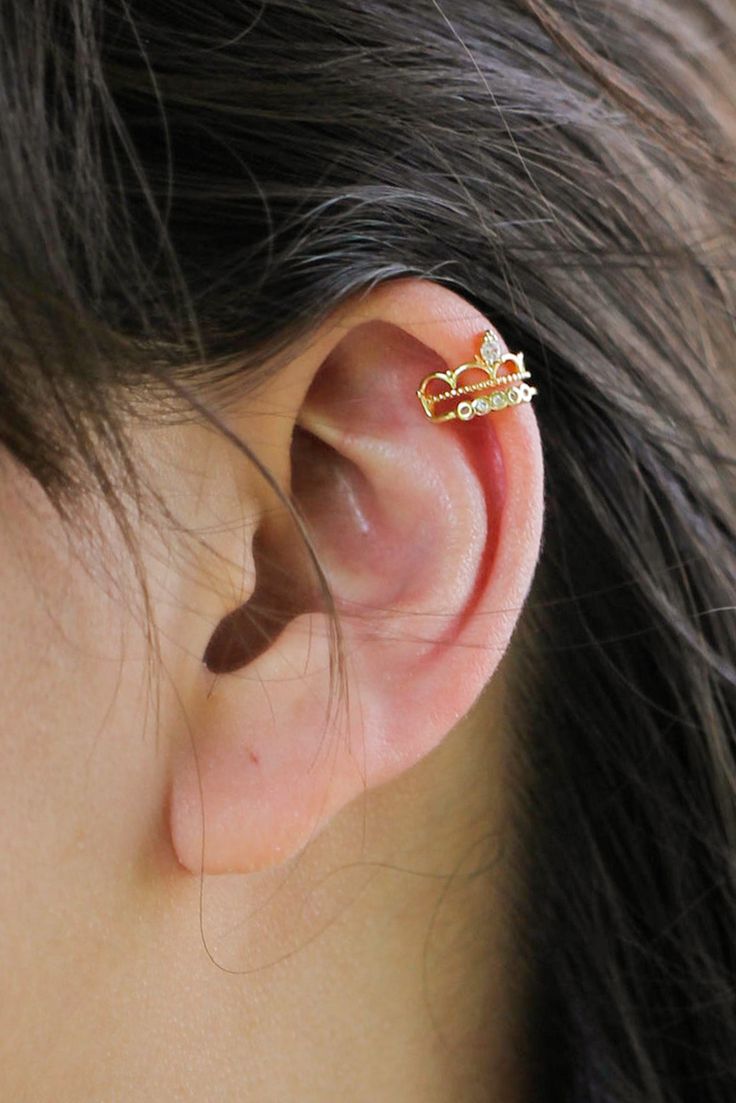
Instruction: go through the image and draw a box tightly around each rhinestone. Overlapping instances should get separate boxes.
[480,330,501,364]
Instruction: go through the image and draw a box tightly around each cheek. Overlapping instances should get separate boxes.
[0,468,167,1038]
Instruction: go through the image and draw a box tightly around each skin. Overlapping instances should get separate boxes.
[0,280,542,1101]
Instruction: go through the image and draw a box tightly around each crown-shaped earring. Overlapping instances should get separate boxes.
[416,329,537,423]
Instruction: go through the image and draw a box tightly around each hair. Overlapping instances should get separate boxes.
[1,1,735,1099]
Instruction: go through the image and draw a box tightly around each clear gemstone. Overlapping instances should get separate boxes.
[473,397,491,414]
[480,330,501,364]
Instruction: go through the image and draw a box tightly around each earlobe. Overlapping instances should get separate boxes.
[168,279,544,875]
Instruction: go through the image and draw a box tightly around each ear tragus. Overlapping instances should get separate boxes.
[202,520,317,675]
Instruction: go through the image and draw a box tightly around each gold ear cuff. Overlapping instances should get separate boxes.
[417,329,537,423]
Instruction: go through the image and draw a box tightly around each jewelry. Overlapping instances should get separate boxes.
[416,329,537,423]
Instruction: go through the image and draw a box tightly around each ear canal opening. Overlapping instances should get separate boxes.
[201,527,310,674]
[201,424,337,676]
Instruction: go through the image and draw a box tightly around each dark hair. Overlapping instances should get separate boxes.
[1,2,735,1099]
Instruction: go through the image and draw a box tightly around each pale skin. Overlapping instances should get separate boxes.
[0,279,544,1101]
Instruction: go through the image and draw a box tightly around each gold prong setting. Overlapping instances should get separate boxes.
[456,382,537,421]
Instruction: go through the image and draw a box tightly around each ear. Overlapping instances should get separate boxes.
[168,278,544,874]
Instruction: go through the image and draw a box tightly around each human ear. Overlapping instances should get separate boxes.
[168,278,544,874]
